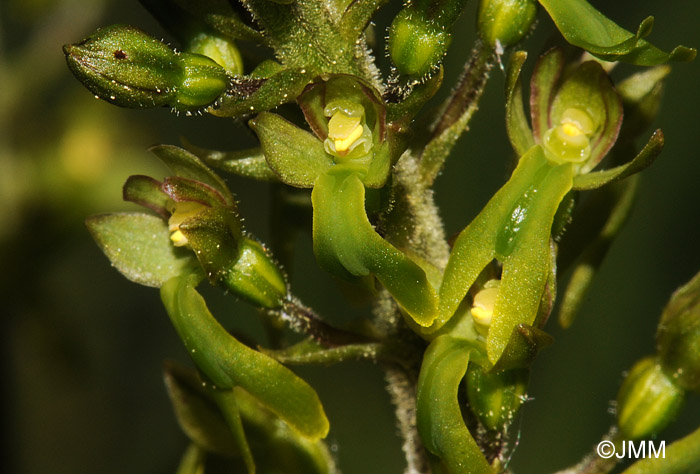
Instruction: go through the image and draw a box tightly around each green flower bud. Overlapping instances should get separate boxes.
[64,25,228,113]
[656,271,700,393]
[617,357,684,439]
[388,9,449,77]
[467,365,528,431]
[177,52,230,110]
[477,0,537,48]
[222,238,288,310]
[187,32,244,76]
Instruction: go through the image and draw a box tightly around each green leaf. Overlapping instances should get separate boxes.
[251,112,333,188]
[123,175,169,217]
[505,51,534,156]
[416,336,494,474]
[163,362,240,457]
[312,168,438,326]
[538,0,696,65]
[87,213,195,287]
[622,425,700,474]
[572,129,664,190]
[149,144,235,206]
[212,68,314,118]
[182,139,279,182]
[161,274,330,441]
[559,178,638,328]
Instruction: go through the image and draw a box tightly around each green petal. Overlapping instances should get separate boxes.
[161,274,330,441]
[149,144,235,206]
[123,175,169,217]
[572,129,663,191]
[87,212,196,287]
[539,0,696,65]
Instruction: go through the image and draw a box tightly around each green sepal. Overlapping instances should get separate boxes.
[538,0,696,65]
[530,48,564,142]
[572,129,663,191]
[178,207,243,282]
[123,175,170,217]
[559,177,638,328]
[505,51,534,156]
[163,361,240,457]
[438,147,573,363]
[163,176,229,208]
[416,336,494,474]
[312,168,438,326]
[149,144,235,206]
[182,139,279,182]
[87,212,196,287]
[212,68,314,118]
[490,324,554,372]
[298,75,387,147]
[161,273,330,441]
[466,364,529,431]
[250,112,333,188]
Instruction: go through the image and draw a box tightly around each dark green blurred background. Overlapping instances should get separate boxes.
[2,1,698,473]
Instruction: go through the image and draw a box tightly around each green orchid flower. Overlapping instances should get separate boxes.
[438,48,630,365]
[252,75,439,327]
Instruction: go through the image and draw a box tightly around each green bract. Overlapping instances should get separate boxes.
[64,25,229,112]
[538,0,696,65]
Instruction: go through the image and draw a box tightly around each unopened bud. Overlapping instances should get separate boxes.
[616,357,684,439]
[467,365,528,431]
[388,9,449,77]
[477,0,537,48]
[64,25,228,112]
[656,271,700,393]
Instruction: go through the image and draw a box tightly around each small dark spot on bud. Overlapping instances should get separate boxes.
[113,50,127,60]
